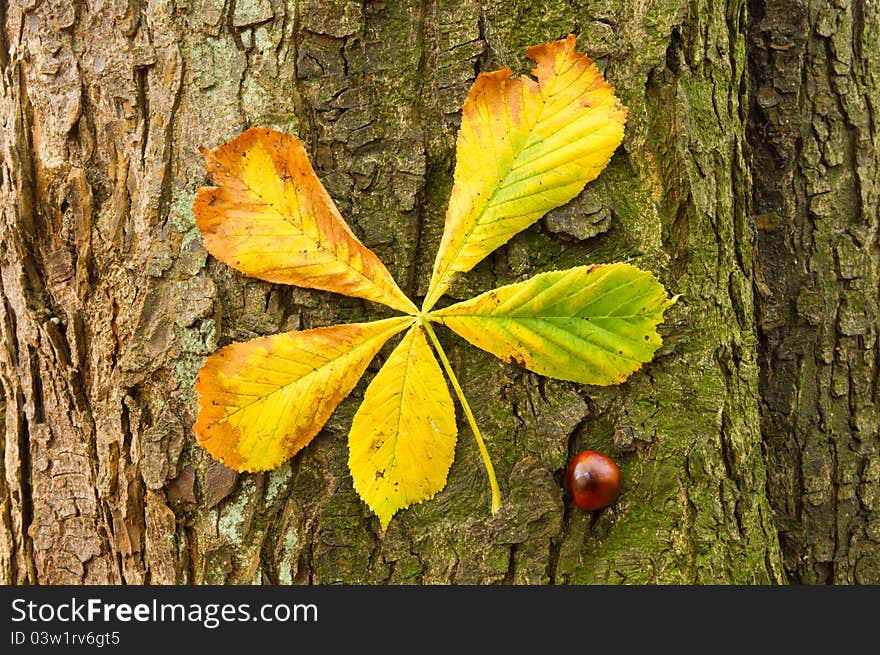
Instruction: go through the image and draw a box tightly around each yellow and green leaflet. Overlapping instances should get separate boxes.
[194,317,412,472]
[423,34,627,311]
[192,35,672,531]
[348,325,457,531]
[430,264,675,385]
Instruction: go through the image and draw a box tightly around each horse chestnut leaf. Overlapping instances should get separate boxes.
[566,450,622,511]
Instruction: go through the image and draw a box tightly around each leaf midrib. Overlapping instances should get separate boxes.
[432,313,663,320]
[444,314,651,366]
[377,327,421,503]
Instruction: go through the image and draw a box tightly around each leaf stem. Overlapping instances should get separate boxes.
[420,318,501,515]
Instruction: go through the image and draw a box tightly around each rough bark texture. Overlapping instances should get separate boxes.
[750,0,880,584]
[0,0,872,586]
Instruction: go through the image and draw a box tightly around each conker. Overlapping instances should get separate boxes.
[566,450,622,511]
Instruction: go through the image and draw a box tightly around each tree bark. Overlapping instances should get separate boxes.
[0,0,873,585]
[750,0,880,584]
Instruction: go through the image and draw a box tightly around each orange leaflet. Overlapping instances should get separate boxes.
[195,127,417,314]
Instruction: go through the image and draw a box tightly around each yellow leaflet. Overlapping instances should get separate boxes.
[423,35,627,311]
[348,325,457,531]
[431,264,675,386]
[194,316,413,472]
[195,127,417,315]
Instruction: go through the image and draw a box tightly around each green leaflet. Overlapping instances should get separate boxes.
[430,264,675,386]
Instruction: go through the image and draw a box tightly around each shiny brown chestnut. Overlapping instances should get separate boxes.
[566,450,622,511]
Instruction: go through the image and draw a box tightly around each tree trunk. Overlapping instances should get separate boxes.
[0,0,874,585]
[750,0,880,584]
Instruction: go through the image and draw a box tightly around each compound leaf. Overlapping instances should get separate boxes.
[348,324,457,531]
[195,316,413,472]
[191,36,675,529]
[431,264,674,386]
[423,35,627,310]
[195,127,417,314]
